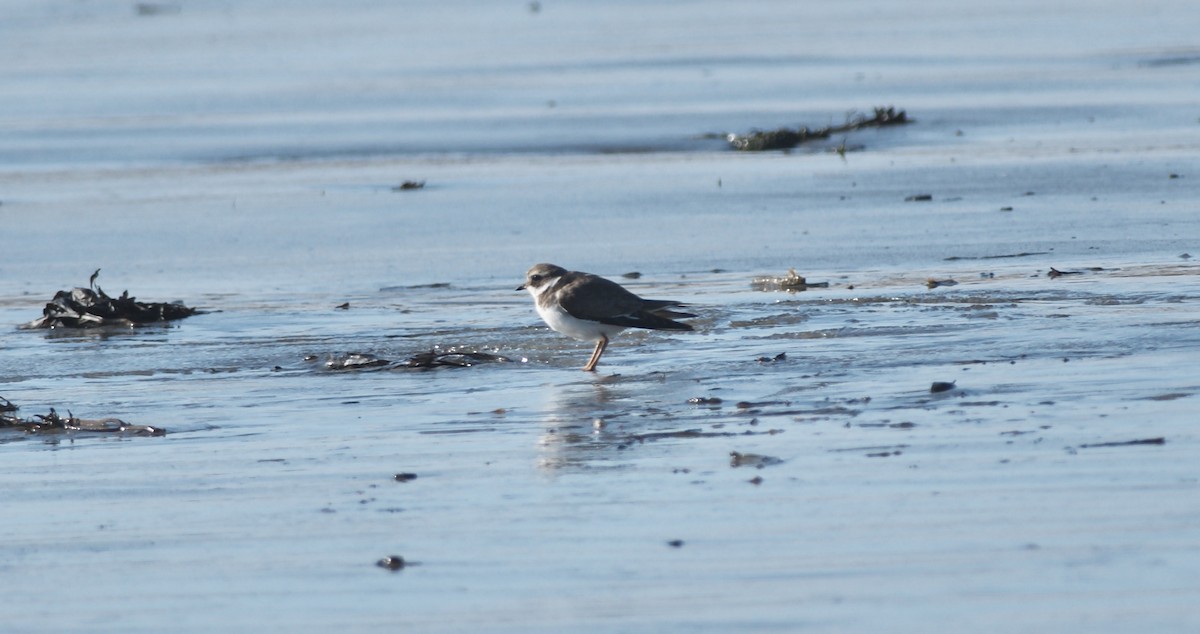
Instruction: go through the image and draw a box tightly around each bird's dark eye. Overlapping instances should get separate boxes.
[530,274,542,282]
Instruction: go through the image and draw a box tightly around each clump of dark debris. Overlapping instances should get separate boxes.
[21,269,199,330]
[392,180,426,191]
[729,451,785,468]
[751,268,829,292]
[0,399,165,436]
[727,106,910,152]
[323,348,513,371]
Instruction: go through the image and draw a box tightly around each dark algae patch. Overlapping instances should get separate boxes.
[1078,437,1165,449]
[1,400,165,437]
[727,106,910,151]
[323,349,512,371]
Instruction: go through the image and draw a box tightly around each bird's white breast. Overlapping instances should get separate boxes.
[537,302,624,342]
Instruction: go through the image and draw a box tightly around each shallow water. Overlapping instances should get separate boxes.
[3,1,1200,632]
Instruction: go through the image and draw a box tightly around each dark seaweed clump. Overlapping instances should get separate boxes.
[0,399,165,436]
[21,271,198,329]
[323,349,512,371]
[727,106,910,151]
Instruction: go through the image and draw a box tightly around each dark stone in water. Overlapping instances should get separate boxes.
[393,472,418,482]
[930,381,957,393]
[376,555,407,571]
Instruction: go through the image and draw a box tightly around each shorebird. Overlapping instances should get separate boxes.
[518,263,694,371]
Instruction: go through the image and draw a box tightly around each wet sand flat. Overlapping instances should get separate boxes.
[2,1,1200,632]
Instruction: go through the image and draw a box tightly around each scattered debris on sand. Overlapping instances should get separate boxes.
[323,348,512,371]
[751,268,829,292]
[402,349,511,368]
[943,252,1048,261]
[727,106,910,151]
[925,278,958,289]
[0,400,165,436]
[1051,266,1104,278]
[325,352,392,370]
[21,270,198,330]
[729,451,784,468]
[625,427,782,444]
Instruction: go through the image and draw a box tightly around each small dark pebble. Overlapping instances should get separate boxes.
[376,556,407,571]
[756,352,787,363]
[392,181,425,191]
[687,396,723,405]
[930,381,956,393]
[905,194,933,202]
[393,473,418,482]
[621,271,642,279]
[666,540,684,548]
[1000,206,1014,211]
[335,302,350,310]
[748,476,763,485]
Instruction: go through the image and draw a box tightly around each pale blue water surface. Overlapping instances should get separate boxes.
[2,1,1199,632]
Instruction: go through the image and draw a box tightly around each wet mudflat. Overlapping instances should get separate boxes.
[3,261,1198,633]
[3,1,1200,632]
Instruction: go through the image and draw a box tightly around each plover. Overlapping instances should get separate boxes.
[518,263,694,371]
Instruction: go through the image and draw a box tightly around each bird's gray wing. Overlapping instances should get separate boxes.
[556,274,693,331]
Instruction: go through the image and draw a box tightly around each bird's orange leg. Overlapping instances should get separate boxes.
[583,335,609,372]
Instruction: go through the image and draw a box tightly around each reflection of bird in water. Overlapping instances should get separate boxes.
[518,263,694,372]
[535,380,625,472]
